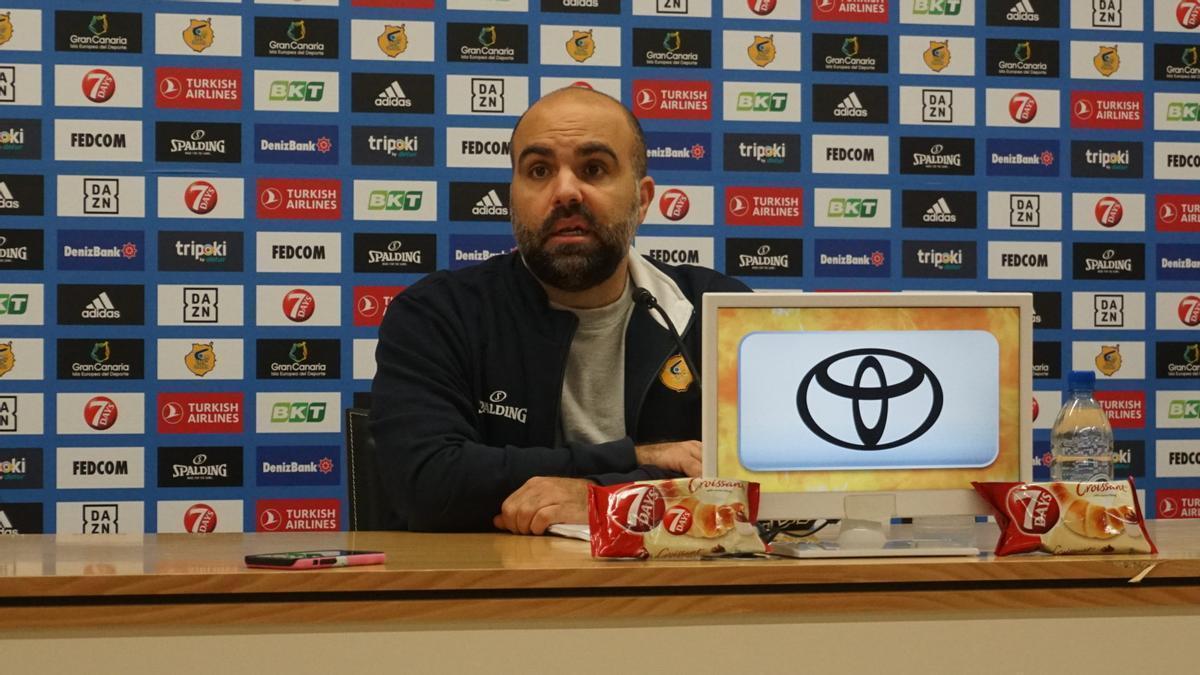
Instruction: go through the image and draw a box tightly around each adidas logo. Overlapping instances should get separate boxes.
[0,510,16,534]
[375,81,412,108]
[923,197,957,223]
[834,92,869,118]
[82,291,121,320]
[472,189,508,217]
[1006,0,1040,22]
[0,182,19,210]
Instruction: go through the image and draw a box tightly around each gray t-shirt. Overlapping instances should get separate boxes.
[551,279,635,445]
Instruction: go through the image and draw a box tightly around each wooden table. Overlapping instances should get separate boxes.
[3,521,1200,674]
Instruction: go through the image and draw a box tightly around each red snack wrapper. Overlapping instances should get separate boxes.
[973,478,1156,556]
[587,478,765,559]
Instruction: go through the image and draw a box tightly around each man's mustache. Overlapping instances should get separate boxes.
[539,203,599,244]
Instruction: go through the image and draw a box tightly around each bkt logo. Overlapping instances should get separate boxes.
[270,401,327,424]
[254,70,338,112]
[798,349,942,450]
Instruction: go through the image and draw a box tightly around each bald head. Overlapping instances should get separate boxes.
[510,86,648,179]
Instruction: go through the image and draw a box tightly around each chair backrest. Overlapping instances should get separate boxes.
[345,407,384,531]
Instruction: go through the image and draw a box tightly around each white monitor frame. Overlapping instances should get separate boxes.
[701,291,1034,521]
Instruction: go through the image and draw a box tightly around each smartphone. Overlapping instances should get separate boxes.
[244,550,386,570]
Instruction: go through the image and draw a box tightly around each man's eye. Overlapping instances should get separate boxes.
[584,163,607,177]
[528,165,549,178]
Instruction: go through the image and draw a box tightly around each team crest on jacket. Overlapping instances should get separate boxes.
[1094,45,1120,77]
[924,40,950,72]
[748,35,775,68]
[0,342,13,378]
[378,24,408,58]
[567,30,595,63]
[183,18,215,53]
[0,12,13,47]
[185,342,217,377]
[1095,345,1122,376]
[659,354,693,393]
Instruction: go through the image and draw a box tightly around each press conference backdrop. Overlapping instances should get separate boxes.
[0,0,1199,534]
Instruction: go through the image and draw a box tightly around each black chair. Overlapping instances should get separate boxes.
[345,407,384,531]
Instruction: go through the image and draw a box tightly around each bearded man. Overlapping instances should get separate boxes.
[370,87,748,533]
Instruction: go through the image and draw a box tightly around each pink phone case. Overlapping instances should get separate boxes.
[245,551,386,569]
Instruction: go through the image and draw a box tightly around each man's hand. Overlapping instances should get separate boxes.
[634,440,702,477]
[493,476,591,535]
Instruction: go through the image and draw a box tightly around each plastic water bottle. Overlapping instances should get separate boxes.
[1050,370,1114,482]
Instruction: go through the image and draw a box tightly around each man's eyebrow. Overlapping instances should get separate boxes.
[577,142,618,163]
[516,142,620,165]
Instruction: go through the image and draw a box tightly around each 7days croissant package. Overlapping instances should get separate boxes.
[973,478,1155,556]
[588,478,766,559]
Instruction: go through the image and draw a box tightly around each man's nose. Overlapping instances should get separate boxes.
[550,168,583,209]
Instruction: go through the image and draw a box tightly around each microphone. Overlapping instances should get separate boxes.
[633,287,700,391]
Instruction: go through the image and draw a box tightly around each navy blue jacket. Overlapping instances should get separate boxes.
[369,251,748,531]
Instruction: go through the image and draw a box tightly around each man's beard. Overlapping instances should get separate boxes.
[513,198,640,293]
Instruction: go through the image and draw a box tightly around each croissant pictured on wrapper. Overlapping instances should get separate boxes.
[973,478,1156,556]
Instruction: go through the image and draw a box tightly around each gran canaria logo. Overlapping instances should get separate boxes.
[377,24,408,58]
[1094,45,1120,77]
[923,40,951,72]
[658,354,693,393]
[287,20,306,42]
[89,13,109,37]
[478,25,497,48]
[842,36,859,58]
[1095,344,1122,376]
[566,29,595,63]
[662,31,681,53]
[183,18,215,53]
[185,342,217,377]
[0,341,13,377]
[0,12,13,47]
[748,35,776,68]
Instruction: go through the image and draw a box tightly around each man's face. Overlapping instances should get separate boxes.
[510,92,653,292]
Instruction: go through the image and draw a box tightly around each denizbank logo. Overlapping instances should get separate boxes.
[449,234,516,270]
[814,238,890,277]
[254,123,337,165]
[723,82,800,122]
[257,446,340,486]
[645,131,711,171]
[1159,244,1200,281]
[986,138,1058,176]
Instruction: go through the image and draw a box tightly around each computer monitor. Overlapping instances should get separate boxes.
[701,292,1034,548]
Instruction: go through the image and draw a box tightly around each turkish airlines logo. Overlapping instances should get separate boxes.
[158,392,244,434]
[82,68,117,103]
[813,0,889,23]
[185,180,219,215]
[659,189,690,221]
[256,179,341,220]
[631,80,711,120]
[1070,91,1143,130]
[797,349,942,450]
[354,286,403,327]
[155,67,242,110]
[84,395,119,431]
[1157,194,1200,232]
[725,186,803,226]
[256,499,340,532]
[1094,391,1145,428]
[282,289,316,322]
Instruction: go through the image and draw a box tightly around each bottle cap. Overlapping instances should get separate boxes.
[1067,370,1096,392]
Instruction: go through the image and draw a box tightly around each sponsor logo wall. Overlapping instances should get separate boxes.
[2,0,1198,528]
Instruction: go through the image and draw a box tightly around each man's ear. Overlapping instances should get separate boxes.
[636,176,655,224]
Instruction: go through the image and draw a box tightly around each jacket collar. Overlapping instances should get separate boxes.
[627,247,693,333]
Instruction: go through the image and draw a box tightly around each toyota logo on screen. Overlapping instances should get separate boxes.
[796,348,943,451]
